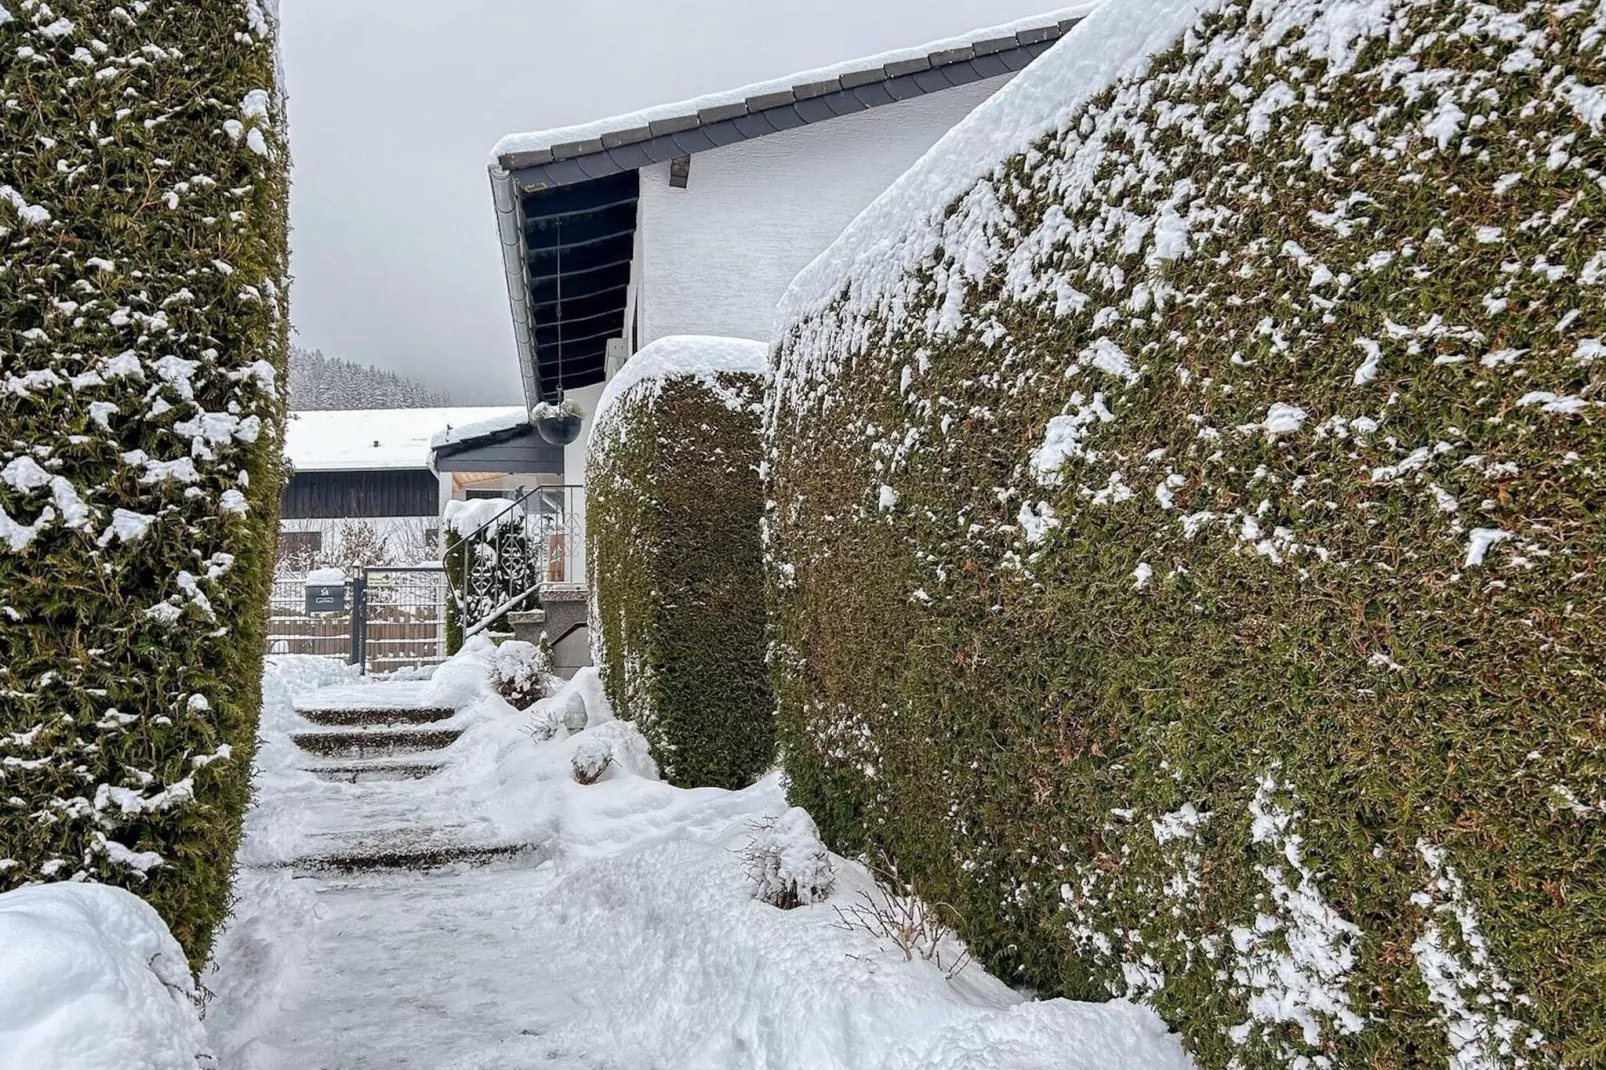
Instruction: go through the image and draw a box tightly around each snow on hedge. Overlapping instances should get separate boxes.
[0,0,290,966]
[0,883,213,1070]
[592,335,770,434]
[767,0,1605,1065]
[589,336,775,789]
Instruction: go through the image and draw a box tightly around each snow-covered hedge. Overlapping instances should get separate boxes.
[0,1,289,968]
[767,0,1605,1066]
[587,336,775,789]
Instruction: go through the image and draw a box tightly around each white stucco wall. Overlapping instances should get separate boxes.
[635,77,1007,346]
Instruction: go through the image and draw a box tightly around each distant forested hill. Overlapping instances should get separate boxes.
[288,346,454,409]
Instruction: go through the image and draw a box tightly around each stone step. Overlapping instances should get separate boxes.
[298,707,455,728]
[310,762,444,784]
[289,841,532,874]
[292,728,462,761]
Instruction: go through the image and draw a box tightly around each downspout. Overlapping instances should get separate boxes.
[490,165,543,411]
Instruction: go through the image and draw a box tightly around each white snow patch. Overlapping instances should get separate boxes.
[0,883,212,1070]
[1464,528,1511,568]
[1228,775,1365,1058]
[593,335,770,432]
[1263,403,1308,435]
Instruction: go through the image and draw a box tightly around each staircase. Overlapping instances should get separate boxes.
[281,694,533,873]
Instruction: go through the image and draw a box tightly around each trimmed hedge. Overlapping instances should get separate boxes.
[588,336,774,789]
[767,0,1605,1066]
[0,1,289,967]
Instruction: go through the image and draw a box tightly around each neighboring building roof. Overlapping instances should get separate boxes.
[489,7,1093,407]
[285,407,521,473]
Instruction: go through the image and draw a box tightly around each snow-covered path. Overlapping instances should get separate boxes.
[203,646,1195,1070]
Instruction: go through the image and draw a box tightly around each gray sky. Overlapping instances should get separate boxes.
[281,0,1058,404]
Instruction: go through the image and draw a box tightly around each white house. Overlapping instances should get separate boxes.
[449,8,1085,494]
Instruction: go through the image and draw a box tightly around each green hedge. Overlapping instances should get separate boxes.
[0,2,289,968]
[767,0,1605,1066]
[588,337,774,789]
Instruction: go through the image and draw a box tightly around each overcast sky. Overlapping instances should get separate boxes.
[281,0,1057,404]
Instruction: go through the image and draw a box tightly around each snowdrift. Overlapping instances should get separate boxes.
[587,336,775,789]
[767,0,1606,1065]
[0,883,213,1070]
[0,3,290,965]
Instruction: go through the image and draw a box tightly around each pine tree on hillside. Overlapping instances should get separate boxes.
[288,346,454,410]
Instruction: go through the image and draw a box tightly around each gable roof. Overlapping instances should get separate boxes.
[492,7,1093,191]
[488,7,1093,407]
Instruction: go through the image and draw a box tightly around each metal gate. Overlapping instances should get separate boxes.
[351,566,448,675]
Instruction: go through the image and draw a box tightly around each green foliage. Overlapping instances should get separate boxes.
[0,1,290,968]
[589,367,774,790]
[767,1,1605,1065]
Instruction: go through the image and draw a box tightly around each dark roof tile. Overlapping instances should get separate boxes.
[646,114,700,137]
[883,55,932,77]
[698,101,748,123]
[929,46,977,66]
[793,77,842,100]
[746,89,796,111]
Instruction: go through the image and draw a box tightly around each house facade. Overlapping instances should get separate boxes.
[455,9,1086,496]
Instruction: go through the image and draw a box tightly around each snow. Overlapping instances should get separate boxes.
[490,7,1095,165]
[441,496,519,537]
[304,567,346,586]
[204,643,1195,1070]
[285,407,517,473]
[0,883,213,1070]
[1262,403,1308,435]
[427,408,532,450]
[777,0,1201,331]
[1464,528,1511,568]
[593,335,770,431]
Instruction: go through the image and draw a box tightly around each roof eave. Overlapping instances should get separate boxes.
[490,165,546,408]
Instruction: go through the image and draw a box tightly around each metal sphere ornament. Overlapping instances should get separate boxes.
[532,398,584,446]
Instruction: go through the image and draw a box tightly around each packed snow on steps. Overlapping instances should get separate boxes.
[201,636,1195,1070]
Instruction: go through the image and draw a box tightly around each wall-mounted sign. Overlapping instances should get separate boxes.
[305,584,347,614]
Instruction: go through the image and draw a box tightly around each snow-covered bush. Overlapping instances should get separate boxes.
[0,882,215,1069]
[490,639,551,710]
[767,0,1605,1064]
[587,337,775,790]
[570,736,614,785]
[746,807,835,910]
[0,1,289,966]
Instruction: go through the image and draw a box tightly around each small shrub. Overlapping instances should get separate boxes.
[571,736,614,785]
[490,640,550,710]
[834,854,970,979]
[587,336,775,789]
[745,807,835,910]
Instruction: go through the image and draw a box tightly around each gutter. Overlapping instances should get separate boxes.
[490,165,544,409]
